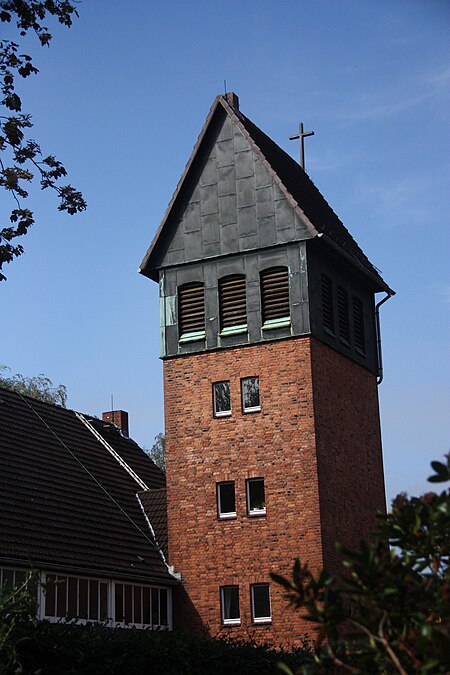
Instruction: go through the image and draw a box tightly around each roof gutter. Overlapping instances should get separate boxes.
[375,291,394,385]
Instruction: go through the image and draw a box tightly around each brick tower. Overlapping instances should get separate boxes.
[140,93,393,645]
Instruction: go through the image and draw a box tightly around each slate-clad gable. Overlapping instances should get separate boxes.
[141,94,391,295]
[0,388,174,584]
[150,108,312,270]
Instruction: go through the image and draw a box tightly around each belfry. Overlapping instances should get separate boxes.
[140,92,393,644]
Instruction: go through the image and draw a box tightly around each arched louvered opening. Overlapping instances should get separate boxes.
[353,297,365,353]
[321,274,335,334]
[260,267,290,325]
[337,285,350,343]
[178,282,205,337]
[219,275,247,331]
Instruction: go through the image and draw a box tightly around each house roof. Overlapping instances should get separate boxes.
[140,93,392,294]
[0,387,175,585]
[138,488,168,561]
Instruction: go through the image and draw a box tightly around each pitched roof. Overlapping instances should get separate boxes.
[139,488,168,561]
[140,93,392,293]
[0,387,175,585]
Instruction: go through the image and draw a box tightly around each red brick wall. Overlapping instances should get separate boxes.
[164,336,385,645]
[164,337,323,645]
[310,338,386,573]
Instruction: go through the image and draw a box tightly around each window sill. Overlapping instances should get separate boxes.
[248,509,266,517]
[262,318,291,330]
[222,620,241,627]
[252,619,272,625]
[218,513,237,520]
[179,330,206,344]
[214,411,232,418]
[219,324,248,337]
[243,406,261,414]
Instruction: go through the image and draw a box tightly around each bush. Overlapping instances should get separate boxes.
[272,455,450,674]
[4,619,310,674]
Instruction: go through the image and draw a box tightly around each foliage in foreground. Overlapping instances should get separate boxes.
[0,364,67,406]
[272,455,450,674]
[0,0,86,281]
[0,619,309,675]
[0,574,38,675]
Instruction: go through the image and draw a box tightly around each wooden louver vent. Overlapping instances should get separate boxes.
[219,275,247,329]
[261,267,290,323]
[321,274,334,334]
[178,282,205,336]
[353,297,365,353]
[337,286,350,343]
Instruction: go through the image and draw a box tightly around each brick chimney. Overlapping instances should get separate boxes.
[102,410,129,437]
[223,92,239,111]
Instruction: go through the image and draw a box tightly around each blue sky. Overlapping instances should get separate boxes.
[1,0,449,504]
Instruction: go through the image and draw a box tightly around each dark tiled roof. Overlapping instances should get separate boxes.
[87,418,166,490]
[139,489,168,560]
[0,388,174,584]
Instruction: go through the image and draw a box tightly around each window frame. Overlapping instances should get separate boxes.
[220,585,240,626]
[260,266,290,328]
[246,478,266,516]
[177,282,206,342]
[352,296,366,354]
[241,376,261,414]
[212,381,232,418]
[250,583,272,624]
[217,481,236,519]
[321,273,335,336]
[218,274,248,335]
[113,581,169,628]
[337,284,350,345]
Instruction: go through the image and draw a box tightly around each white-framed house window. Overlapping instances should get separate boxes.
[250,583,271,623]
[220,585,240,625]
[246,478,266,516]
[113,582,169,627]
[217,481,236,519]
[0,566,30,591]
[39,573,171,628]
[43,573,109,622]
[213,381,231,417]
[241,376,260,413]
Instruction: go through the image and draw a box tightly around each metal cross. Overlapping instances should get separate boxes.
[289,122,315,171]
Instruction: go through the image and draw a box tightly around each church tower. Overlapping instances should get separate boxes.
[140,93,393,644]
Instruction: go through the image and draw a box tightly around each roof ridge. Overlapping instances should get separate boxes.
[76,413,149,491]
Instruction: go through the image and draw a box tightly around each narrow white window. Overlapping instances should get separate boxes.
[247,478,266,515]
[251,583,271,623]
[241,376,260,413]
[217,482,236,519]
[220,586,240,625]
[213,381,231,417]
